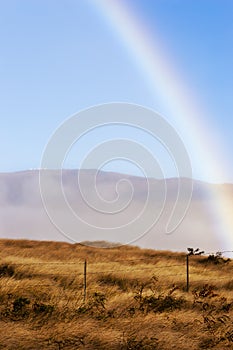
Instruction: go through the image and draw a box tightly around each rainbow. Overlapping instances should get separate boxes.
[89,0,233,250]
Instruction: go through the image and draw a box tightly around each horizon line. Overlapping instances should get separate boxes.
[0,168,232,186]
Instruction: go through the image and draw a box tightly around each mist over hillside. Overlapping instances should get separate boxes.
[0,169,232,252]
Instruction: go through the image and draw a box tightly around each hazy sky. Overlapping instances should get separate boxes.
[0,0,232,182]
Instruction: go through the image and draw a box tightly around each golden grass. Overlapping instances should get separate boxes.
[0,238,232,349]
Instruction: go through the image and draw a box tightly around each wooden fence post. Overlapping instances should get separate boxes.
[186,254,189,292]
[83,259,87,302]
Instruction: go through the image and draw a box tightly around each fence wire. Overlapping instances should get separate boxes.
[0,250,232,297]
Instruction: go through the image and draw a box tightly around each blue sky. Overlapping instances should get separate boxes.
[0,0,232,182]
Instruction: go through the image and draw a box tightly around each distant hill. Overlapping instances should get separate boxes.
[0,169,232,252]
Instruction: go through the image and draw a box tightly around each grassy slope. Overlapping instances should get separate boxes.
[0,239,232,349]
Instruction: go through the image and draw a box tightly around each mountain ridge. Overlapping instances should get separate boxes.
[0,169,232,252]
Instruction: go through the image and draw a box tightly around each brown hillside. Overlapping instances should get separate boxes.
[0,239,232,349]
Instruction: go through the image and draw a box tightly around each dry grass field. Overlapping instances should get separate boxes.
[0,239,232,349]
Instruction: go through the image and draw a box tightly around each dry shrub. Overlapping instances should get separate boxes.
[198,252,230,265]
[134,282,186,313]
[0,264,15,277]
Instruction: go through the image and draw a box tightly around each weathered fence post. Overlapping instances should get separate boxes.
[186,248,204,292]
[83,259,87,302]
[186,254,189,292]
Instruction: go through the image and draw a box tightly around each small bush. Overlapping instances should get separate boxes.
[136,293,185,313]
[12,297,30,317]
[199,252,230,265]
[192,285,232,314]
[32,302,54,315]
[77,292,107,318]
[134,286,186,313]
[0,264,15,277]
[193,284,217,299]
[90,292,106,311]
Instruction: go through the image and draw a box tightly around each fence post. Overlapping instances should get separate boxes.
[83,259,87,302]
[186,254,189,292]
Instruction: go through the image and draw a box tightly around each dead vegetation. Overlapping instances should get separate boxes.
[0,238,232,349]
